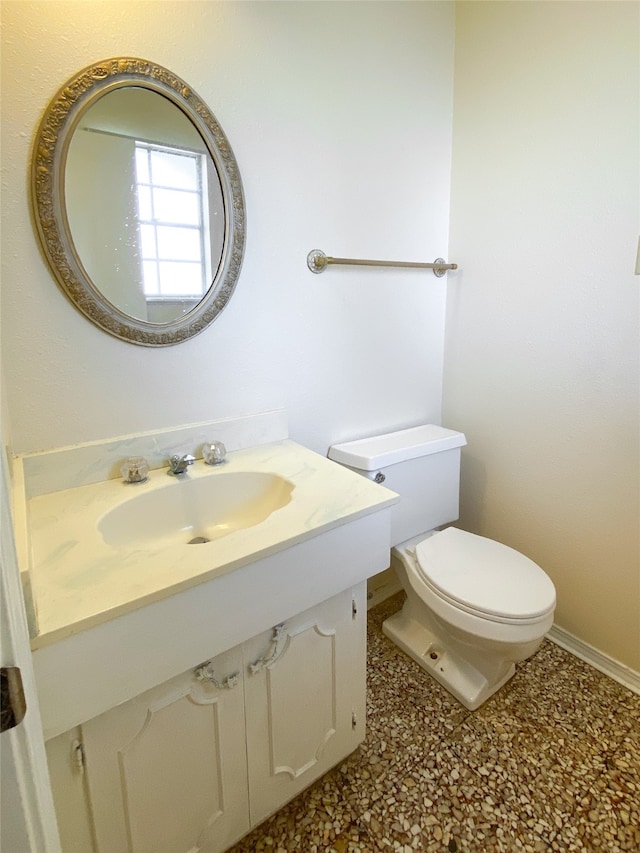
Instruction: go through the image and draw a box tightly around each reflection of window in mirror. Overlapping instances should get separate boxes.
[134,142,212,304]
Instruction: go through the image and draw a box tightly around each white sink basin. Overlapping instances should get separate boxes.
[98,471,294,547]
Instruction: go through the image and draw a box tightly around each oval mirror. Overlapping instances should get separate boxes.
[31,58,245,346]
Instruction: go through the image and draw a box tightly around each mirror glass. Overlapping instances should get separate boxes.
[65,87,225,325]
[32,58,245,346]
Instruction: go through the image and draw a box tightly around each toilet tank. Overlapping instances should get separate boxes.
[329,425,467,546]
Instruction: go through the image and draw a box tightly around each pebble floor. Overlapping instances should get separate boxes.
[229,592,640,853]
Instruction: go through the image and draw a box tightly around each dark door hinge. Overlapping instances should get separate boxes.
[1,667,27,733]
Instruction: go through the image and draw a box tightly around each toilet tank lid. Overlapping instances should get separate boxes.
[328,425,467,471]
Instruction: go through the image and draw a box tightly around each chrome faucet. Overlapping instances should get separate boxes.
[167,454,196,476]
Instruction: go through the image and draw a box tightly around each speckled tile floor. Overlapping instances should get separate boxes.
[230,593,640,853]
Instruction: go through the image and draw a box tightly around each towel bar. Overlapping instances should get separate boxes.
[307,249,458,278]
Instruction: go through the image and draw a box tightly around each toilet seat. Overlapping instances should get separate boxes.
[414,528,556,624]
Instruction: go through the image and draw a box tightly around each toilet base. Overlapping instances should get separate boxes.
[382,608,515,711]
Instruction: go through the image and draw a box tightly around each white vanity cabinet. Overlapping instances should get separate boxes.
[26,435,397,853]
[45,584,367,853]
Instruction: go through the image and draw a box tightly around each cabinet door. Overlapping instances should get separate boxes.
[81,644,249,853]
[244,583,366,826]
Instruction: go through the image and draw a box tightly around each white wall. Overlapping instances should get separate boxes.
[445,1,639,670]
[0,0,455,457]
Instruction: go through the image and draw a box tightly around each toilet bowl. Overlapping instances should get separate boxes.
[328,424,557,710]
[383,527,556,709]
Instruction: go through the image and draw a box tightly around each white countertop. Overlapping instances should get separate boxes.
[26,440,397,649]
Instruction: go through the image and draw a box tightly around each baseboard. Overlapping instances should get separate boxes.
[366,568,402,611]
[547,625,640,696]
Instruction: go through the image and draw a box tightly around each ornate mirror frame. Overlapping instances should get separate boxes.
[31,58,246,346]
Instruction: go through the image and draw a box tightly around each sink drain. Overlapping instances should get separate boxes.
[187,536,210,545]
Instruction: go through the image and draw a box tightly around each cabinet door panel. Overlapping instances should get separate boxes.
[245,584,366,826]
[82,645,248,853]
[265,622,337,778]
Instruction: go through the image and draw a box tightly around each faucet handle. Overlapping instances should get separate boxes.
[120,456,149,484]
[202,441,227,465]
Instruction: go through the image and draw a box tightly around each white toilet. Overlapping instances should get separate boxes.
[329,424,556,710]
